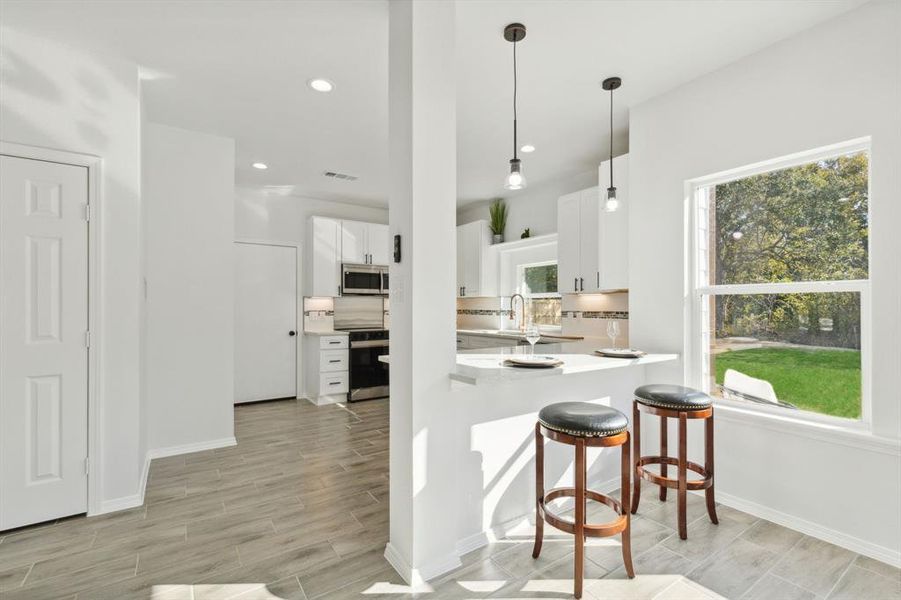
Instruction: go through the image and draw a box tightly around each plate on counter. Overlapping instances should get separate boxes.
[595,348,646,358]
[503,356,563,369]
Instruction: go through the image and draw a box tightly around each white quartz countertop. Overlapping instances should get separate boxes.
[303,330,349,336]
[457,329,583,343]
[452,340,678,385]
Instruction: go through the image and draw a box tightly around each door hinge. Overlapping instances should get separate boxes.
[84,330,91,348]
[85,204,91,222]
[84,457,90,474]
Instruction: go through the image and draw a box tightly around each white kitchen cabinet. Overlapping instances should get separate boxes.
[368,223,390,265]
[557,191,581,294]
[303,333,349,404]
[456,220,496,297]
[557,188,600,293]
[308,216,341,297]
[340,220,368,264]
[341,220,390,266]
[597,154,629,291]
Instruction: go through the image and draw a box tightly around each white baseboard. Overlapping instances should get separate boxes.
[453,475,622,569]
[98,493,143,514]
[714,490,901,568]
[146,436,237,460]
[95,437,235,517]
[384,542,415,585]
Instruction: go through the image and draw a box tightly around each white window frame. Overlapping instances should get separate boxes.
[517,260,562,332]
[686,137,872,431]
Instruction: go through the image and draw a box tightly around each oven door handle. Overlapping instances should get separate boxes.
[350,340,390,349]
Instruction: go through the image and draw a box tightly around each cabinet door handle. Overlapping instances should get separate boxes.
[329,359,341,363]
[580,277,584,291]
[597,271,600,289]
[574,278,578,292]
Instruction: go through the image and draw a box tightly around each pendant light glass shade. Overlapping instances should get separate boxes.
[604,187,619,212]
[504,159,526,190]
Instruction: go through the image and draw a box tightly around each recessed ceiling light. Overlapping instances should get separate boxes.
[252,162,268,170]
[308,78,334,93]
[521,144,535,153]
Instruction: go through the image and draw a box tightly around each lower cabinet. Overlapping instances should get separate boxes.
[303,333,350,404]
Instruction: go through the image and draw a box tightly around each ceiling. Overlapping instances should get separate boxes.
[2,0,868,207]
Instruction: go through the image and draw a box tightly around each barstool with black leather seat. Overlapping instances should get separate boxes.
[532,402,635,599]
[630,384,718,540]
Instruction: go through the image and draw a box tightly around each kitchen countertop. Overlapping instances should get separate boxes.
[456,329,583,343]
[452,340,677,385]
[303,330,349,336]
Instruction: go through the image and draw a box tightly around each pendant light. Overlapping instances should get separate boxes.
[503,23,527,190]
[602,76,622,212]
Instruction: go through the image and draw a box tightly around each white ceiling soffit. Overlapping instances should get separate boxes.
[1,0,868,207]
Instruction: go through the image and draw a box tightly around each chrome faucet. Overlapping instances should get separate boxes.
[510,293,526,332]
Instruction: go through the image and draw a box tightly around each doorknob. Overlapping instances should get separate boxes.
[288,331,296,336]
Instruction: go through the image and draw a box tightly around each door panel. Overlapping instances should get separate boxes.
[340,220,368,264]
[311,217,340,296]
[579,188,600,292]
[368,223,390,265]
[1,155,89,530]
[234,243,297,403]
[557,192,581,294]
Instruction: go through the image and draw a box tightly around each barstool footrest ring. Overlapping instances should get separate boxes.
[538,487,628,537]
[636,456,712,490]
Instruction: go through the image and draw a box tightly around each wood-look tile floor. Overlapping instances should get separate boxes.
[0,397,898,599]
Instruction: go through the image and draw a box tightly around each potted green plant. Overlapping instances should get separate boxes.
[489,198,507,244]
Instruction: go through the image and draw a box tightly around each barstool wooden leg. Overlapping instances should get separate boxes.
[659,415,668,502]
[621,434,635,578]
[630,400,641,514]
[705,412,719,525]
[532,423,545,559]
[677,412,688,540]
[574,438,586,599]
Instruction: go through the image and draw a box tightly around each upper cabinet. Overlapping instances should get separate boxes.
[340,220,390,265]
[597,154,629,291]
[557,187,601,293]
[309,216,341,297]
[308,217,389,297]
[456,220,496,297]
[368,223,390,265]
[557,153,629,294]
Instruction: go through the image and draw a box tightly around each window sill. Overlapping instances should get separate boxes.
[714,401,900,456]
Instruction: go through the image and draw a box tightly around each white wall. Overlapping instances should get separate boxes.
[235,186,387,251]
[143,123,235,452]
[629,0,900,564]
[456,167,597,236]
[0,27,144,509]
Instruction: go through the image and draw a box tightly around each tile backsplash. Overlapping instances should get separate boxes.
[561,292,629,345]
[456,292,630,346]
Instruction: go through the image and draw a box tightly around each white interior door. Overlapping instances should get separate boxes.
[234,242,297,404]
[0,155,89,530]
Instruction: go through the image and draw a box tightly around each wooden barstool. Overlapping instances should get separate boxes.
[532,402,635,599]
[630,384,718,539]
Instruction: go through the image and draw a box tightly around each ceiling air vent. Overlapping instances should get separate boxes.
[323,171,358,182]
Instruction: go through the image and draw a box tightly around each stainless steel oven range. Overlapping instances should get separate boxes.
[347,329,389,402]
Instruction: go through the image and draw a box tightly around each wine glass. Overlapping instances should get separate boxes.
[606,320,620,350]
[524,322,541,356]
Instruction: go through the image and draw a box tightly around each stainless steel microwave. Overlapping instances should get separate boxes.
[342,263,386,295]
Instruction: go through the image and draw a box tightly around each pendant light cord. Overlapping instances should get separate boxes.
[609,86,614,187]
[513,38,518,160]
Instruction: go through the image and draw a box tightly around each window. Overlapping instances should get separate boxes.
[518,261,561,328]
[691,141,869,424]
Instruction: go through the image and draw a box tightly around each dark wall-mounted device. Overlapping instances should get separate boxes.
[393,234,401,263]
